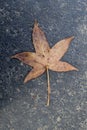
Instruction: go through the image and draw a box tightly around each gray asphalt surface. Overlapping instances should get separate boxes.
[0,0,87,130]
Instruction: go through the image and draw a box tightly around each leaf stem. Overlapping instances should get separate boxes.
[46,66,51,106]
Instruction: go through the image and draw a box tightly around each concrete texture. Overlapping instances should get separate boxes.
[0,0,87,130]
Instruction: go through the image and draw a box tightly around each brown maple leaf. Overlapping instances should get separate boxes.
[12,20,78,106]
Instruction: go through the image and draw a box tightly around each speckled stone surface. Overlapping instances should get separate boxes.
[0,0,87,130]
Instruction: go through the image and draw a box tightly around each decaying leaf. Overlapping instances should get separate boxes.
[12,20,78,106]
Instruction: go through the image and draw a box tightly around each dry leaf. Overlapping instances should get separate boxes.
[12,20,78,106]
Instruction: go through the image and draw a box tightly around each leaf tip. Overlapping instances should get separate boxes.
[11,55,16,59]
[70,36,75,41]
[34,19,38,26]
[73,66,79,71]
[24,76,30,84]
[24,78,27,83]
[11,54,19,59]
[71,36,75,39]
[75,68,79,71]
[66,36,75,42]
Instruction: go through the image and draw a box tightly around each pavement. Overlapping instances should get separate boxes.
[0,0,87,130]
